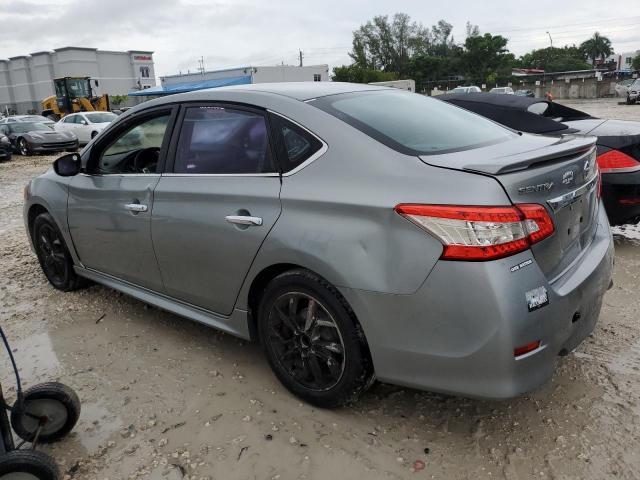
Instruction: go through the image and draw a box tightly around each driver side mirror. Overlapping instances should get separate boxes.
[53,152,82,177]
[81,120,88,125]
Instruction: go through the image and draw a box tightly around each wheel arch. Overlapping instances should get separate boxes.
[245,264,373,367]
[27,203,49,241]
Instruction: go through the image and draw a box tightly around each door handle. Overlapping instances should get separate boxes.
[124,203,148,213]
[225,215,263,226]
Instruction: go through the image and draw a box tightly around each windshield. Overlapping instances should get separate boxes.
[65,78,91,99]
[85,112,117,123]
[311,90,514,155]
[10,122,52,133]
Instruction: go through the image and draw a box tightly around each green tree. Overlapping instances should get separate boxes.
[349,13,431,75]
[331,65,398,83]
[462,33,514,84]
[580,32,613,66]
[517,46,592,72]
[109,94,129,107]
[632,54,640,71]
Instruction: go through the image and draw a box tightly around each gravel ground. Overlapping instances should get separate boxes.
[0,99,639,480]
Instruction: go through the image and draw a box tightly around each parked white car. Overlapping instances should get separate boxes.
[489,87,515,94]
[614,79,635,98]
[624,79,640,105]
[54,112,118,144]
[449,86,481,94]
[0,115,55,128]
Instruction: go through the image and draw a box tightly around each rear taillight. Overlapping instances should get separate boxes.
[395,204,554,261]
[596,150,640,173]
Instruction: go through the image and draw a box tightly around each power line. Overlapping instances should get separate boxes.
[482,15,640,35]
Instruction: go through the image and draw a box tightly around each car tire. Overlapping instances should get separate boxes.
[0,450,60,480]
[33,212,87,291]
[18,137,31,156]
[257,269,373,408]
[11,382,81,444]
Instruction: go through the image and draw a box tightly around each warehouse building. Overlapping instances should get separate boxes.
[130,64,328,97]
[0,47,156,114]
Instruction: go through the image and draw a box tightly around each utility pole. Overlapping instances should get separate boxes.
[299,50,303,67]
[198,56,205,74]
[546,31,553,48]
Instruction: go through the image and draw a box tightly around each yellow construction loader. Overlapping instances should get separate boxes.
[41,77,110,120]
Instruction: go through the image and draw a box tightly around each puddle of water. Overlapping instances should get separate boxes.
[10,332,61,383]
[612,223,640,246]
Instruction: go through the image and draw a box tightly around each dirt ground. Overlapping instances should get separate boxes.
[1,98,639,480]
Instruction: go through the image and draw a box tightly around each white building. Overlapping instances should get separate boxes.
[128,64,329,98]
[0,47,156,114]
[161,64,328,89]
[606,50,639,72]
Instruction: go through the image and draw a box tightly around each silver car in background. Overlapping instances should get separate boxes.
[24,83,614,407]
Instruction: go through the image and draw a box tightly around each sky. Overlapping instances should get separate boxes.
[1,0,639,80]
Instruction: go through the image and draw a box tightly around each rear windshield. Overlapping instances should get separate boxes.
[311,90,514,155]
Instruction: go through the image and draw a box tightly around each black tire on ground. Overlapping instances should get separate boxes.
[18,138,31,156]
[0,449,60,480]
[32,212,87,291]
[257,269,374,408]
[11,382,81,444]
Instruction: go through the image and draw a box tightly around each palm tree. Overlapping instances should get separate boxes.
[580,32,613,67]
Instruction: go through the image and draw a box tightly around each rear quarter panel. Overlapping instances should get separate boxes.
[236,102,513,308]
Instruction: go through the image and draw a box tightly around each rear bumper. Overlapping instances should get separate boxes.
[602,170,640,225]
[340,203,614,399]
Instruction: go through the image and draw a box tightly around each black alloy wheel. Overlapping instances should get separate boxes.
[267,292,346,391]
[32,213,86,291]
[258,269,373,408]
[36,223,67,286]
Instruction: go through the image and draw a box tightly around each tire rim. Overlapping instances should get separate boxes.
[18,139,28,156]
[20,398,69,437]
[267,292,346,391]
[0,473,41,480]
[37,224,67,285]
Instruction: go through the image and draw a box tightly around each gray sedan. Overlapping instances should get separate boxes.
[23,83,614,407]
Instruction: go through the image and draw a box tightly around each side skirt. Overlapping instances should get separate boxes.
[74,266,251,340]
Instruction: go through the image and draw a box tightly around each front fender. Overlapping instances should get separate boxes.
[25,172,79,265]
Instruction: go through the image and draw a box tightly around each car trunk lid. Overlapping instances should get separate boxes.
[420,134,599,280]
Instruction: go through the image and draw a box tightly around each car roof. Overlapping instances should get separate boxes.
[161,82,388,103]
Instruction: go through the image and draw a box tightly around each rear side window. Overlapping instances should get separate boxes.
[311,90,514,155]
[174,106,275,174]
[269,114,323,172]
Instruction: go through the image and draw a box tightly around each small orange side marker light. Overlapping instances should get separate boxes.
[514,340,541,358]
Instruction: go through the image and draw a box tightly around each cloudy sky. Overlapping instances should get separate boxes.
[1,0,638,79]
